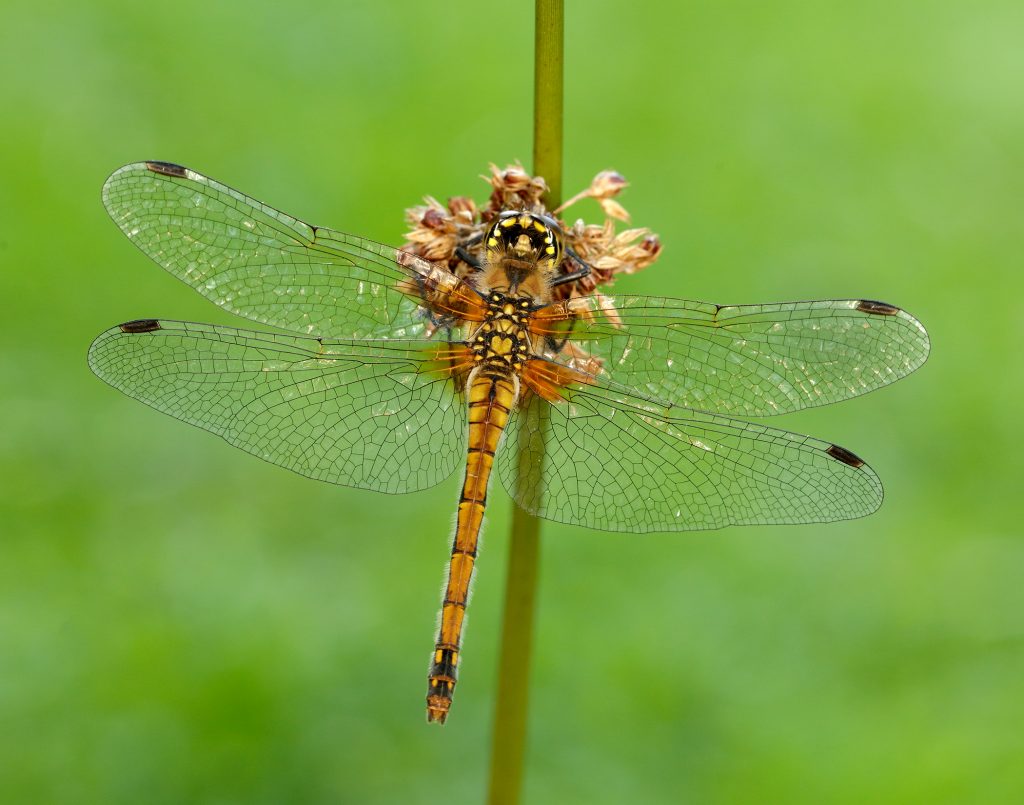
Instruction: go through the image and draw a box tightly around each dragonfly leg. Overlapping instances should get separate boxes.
[549,246,593,288]
[455,245,483,270]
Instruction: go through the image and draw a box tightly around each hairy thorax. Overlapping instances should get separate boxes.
[473,258,552,304]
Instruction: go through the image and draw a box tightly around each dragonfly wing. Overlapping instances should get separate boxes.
[533,296,930,416]
[88,320,468,493]
[498,379,882,532]
[103,162,484,340]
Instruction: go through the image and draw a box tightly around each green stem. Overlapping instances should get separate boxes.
[486,444,542,805]
[485,1,565,794]
[533,0,564,209]
[487,3,562,804]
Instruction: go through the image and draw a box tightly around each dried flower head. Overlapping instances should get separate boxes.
[556,169,631,222]
[402,164,662,302]
[483,163,549,214]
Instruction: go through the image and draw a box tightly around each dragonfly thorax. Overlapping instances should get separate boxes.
[469,291,534,374]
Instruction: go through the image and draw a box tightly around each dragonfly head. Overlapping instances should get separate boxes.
[484,210,565,275]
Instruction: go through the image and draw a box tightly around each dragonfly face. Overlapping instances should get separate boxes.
[90,161,930,725]
[478,210,565,301]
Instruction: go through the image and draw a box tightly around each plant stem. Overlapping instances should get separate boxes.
[533,0,564,209]
[486,433,543,805]
[486,2,562,804]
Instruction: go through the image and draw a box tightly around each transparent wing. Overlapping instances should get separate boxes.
[88,320,468,493]
[533,296,930,416]
[103,162,485,340]
[498,378,882,533]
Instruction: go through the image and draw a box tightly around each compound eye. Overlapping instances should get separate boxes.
[485,218,506,248]
[497,211,518,232]
[536,213,562,235]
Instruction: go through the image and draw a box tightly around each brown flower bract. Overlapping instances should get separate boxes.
[402,164,662,302]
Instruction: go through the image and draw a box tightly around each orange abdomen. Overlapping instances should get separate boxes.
[426,370,517,724]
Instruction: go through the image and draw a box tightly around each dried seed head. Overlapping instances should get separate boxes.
[491,164,531,192]
[447,196,477,219]
[402,163,662,313]
[598,198,630,223]
[482,163,548,214]
[554,169,630,219]
[404,197,458,263]
[636,235,662,266]
[590,170,628,199]
[421,208,447,230]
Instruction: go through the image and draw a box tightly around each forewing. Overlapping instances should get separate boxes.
[498,380,882,532]
[533,296,930,416]
[103,162,484,340]
[88,320,467,493]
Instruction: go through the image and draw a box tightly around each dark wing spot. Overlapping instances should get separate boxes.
[856,299,901,316]
[826,444,865,468]
[119,319,162,334]
[145,161,188,177]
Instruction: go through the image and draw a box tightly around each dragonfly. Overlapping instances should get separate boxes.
[89,161,930,724]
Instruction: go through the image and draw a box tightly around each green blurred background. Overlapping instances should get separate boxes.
[2,0,1021,802]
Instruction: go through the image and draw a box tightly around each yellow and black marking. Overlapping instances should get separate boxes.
[465,291,536,371]
[484,210,564,272]
[427,368,518,723]
[425,222,581,724]
[425,291,537,723]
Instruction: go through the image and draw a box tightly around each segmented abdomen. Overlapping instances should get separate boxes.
[426,370,517,724]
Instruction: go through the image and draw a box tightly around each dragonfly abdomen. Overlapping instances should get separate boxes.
[426,370,518,724]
